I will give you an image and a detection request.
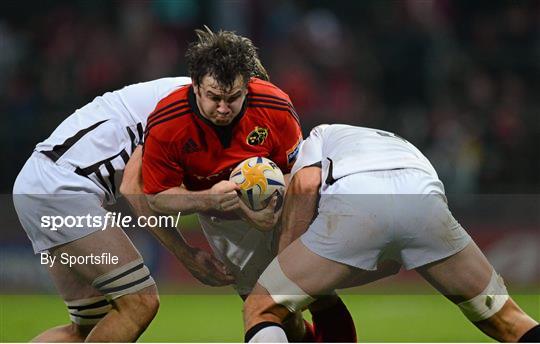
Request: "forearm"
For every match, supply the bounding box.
[120,146,196,259]
[147,223,196,262]
[278,193,318,252]
[278,167,321,253]
[122,187,195,260]
[146,186,212,215]
[123,147,234,286]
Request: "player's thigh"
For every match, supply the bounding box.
[48,260,102,302]
[415,241,493,303]
[277,239,384,296]
[48,224,142,296]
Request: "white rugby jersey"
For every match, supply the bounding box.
[291,124,438,186]
[35,77,191,203]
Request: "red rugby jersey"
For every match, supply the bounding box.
[142,78,302,194]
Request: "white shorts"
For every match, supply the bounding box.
[13,152,107,253]
[198,214,277,295]
[301,168,471,270]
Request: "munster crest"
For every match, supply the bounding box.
[246,126,269,145]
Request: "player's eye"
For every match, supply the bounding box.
[227,93,242,103]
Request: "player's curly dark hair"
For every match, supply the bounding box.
[185,26,269,89]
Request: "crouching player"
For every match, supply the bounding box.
[244,124,540,342]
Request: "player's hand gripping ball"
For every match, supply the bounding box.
[229,157,285,211]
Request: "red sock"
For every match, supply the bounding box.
[301,320,318,342]
[311,298,357,342]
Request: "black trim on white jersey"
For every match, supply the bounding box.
[136,123,143,142]
[74,149,128,176]
[127,127,137,152]
[94,170,113,196]
[325,158,337,185]
[104,162,116,197]
[126,122,145,152]
[40,120,109,162]
[74,149,129,198]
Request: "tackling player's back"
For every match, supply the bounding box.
[292,124,438,185]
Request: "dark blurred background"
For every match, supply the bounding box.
[1,0,539,193]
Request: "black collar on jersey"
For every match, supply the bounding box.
[188,85,247,148]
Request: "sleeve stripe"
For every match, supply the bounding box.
[144,109,192,138]
[249,92,293,107]
[247,97,291,108]
[147,103,190,128]
[248,100,300,122]
[148,99,188,121]
[247,103,300,125]
[247,94,300,123]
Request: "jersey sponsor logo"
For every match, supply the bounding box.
[182,138,202,154]
[286,137,301,166]
[246,126,269,146]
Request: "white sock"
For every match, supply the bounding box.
[248,325,288,343]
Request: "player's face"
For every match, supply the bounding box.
[194,75,248,126]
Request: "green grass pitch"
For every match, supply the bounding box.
[1,293,538,342]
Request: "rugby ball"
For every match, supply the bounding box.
[229,157,285,211]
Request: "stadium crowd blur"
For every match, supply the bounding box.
[2,0,539,194]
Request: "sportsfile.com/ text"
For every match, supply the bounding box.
[40,212,181,231]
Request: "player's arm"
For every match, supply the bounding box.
[121,146,234,286]
[278,165,321,253]
[145,181,240,215]
[142,131,240,215]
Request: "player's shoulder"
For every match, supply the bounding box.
[247,78,292,103]
[309,124,331,137]
[145,85,194,139]
[114,77,191,99]
[125,76,191,89]
[247,78,299,125]
[153,84,191,111]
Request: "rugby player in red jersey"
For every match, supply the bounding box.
[132,27,357,342]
